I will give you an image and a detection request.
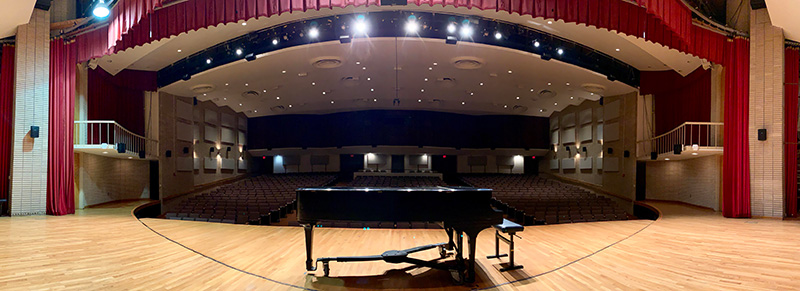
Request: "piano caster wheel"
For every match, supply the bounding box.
[439,245,448,259]
[322,262,330,277]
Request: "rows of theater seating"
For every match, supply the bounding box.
[347,176,447,187]
[165,173,336,224]
[461,174,630,225]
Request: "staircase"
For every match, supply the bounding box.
[73,120,158,159]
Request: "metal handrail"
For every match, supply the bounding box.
[636,122,724,157]
[74,120,158,158]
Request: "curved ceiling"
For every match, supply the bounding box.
[0,0,36,38]
[161,37,635,117]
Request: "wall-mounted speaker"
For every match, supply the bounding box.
[183,147,189,154]
[673,144,682,155]
[650,152,657,160]
[758,129,767,141]
[117,143,126,153]
[599,97,604,105]
[193,97,198,105]
[166,150,172,158]
[623,150,630,158]
[607,148,613,154]
[30,126,39,138]
[138,151,145,159]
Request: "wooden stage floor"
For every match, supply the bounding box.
[1,201,799,290]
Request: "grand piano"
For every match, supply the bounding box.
[296,187,503,283]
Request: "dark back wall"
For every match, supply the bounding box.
[248,110,550,150]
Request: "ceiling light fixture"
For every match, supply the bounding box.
[494,32,502,39]
[177,49,182,53]
[276,97,280,100]
[235,48,242,55]
[533,41,540,47]
[353,15,368,35]
[373,98,377,102]
[447,23,457,33]
[405,17,419,34]
[92,0,110,18]
[547,20,553,24]
[460,25,473,38]
[272,39,279,45]
[309,27,319,38]
[367,77,371,81]
[461,101,465,105]
[557,48,564,55]
[206,58,212,64]
[282,70,286,74]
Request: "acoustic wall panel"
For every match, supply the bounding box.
[221,113,235,128]
[176,122,193,142]
[310,155,330,165]
[562,112,576,128]
[604,157,620,172]
[204,158,217,170]
[204,125,218,143]
[238,131,246,145]
[496,156,514,166]
[604,122,620,142]
[221,127,235,144]
[204,109,218,124]
[283,155,301,166]
[176,157,193,172]
[550,159,559,170]
[550,116,559,130]
[561,158,576,169]
[192,124,200,141]
[551,130,559,144]
[176,100,193,121]
[596,107,604,122]
[597,157,603,170]
[562,127,576,144]
[408,155,426,166]
[605,100,621,121]
[468,156,487,166]
[221,158,236,170]
[578,125,592,142]
[579,108,593,125]
[194,158,201,170]
[597,124,604,141]
[238,117,247,130]
[579,157,593,169]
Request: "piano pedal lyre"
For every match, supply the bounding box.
[322,261,330,277]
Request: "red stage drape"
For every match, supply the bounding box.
[47,39,77,216]
[722,37,750,218]
[87,67,155,136]
[74,0,725,65]
[0,45,14,204]
[784,46,799,218]
[640,68,711,136]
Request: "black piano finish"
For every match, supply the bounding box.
[297,187,503,283]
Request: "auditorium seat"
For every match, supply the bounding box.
[461,174,632,225]
[347,176,446,187]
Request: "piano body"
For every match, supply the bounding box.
[296,187,502,283]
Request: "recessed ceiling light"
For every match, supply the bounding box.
[128,157,132,159]
[254,110,258,113]
[272,39,278,45]
[206,59,212,64]
[539,109,544,112]
[557,48,564,55]
[447,24,457,33]
[282,70,286,74]
[203,93,207,96]
[373,98,377,102]
[665,158,670,161]
[590,93,594,95]
[547,82,551,86]
[239,103,243,106]
[516,96,520,100]
[424,78,428,82]
[420,89,425,92]
[102,151,108,154]
[356,61,361,65]
[288,104,292,107]
[177,49,182,53]
[371,88,374,92]
[494,32,502,39]
[615,48,620,52]
[554,102,558,106]
[418,99,422,102]
[479,82,484,86]
[223,97,227,100]
[504,105,508,108]
[692,153,698,155]
[570,96,574,99]
[276,96,280,100]
[362,67,366,70]
[508,70,512,74]
[470,92,474,96]
[242,22,247,26]
[547,20,553,24]
[566,82,570,86]
[309,27,319,38]
[367,77,371,81]
[530,88,534,92]
[433,62,438,66]
[461,101,465,105]
[263,89,267,93]
[428,67,433,71]
[533,41,540,47]
[245,83,248,86]
[330,100,334,104]
[235,48,242,55]
[225,83,229,86]
[322,91,326,95]
[312,82,316,86]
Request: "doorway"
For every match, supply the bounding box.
[636,161,646,201]
[149,161,159,200]
[431,155,458,183]
[340,154,365,181]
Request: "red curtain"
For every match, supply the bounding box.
[47,39,77,216]
[87,67,154,136]
[75,0,722,65]
[722,37,750,218]
[640,68,711,136]
[784,46,799,218]
[0,45,14,204]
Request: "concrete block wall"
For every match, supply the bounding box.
[645,156,722,210]
[9,9,49,215]
[748,8,785,217]
[75,153,150,208]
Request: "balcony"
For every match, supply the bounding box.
[74,121,158,159]
[636,122,723,161]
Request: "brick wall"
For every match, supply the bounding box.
[75,153,150,208]
[645,155,722,210]
[749,9,785,217]
[10,9,49,215]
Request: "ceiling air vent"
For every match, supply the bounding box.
[241,91,260,98]
[436,77,457,88]
[581,83,606,95]
[191,84,215,94]
[538,89,557,99]
[270,105,286,112]
[512,105,528,113]
[340,76,361,87]
[451,57,484,69]
[311,57,344,69]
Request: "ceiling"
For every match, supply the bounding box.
[0,0,36,39]
[766,0,800,42]
[160,37,635,118]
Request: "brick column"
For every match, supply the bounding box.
[748,8,785,217]
[9,9,50,215]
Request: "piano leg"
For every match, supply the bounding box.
[456,230,464,263]
[464,229,481,283]
[302,224,316,271]
[446,227,455,251]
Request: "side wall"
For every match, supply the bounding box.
[645,156,722,210]
[74,153,150,208]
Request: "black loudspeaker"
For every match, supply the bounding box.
[624,150,630,158]
[758,129,767,141]
[673,144,682,155]
[380,0,407,5]
[165,150,172,157]
[181,74,191,81]
[582,147,587,152]
[650,152,657,160]
[750,0,766,9]
[244,53,257,62]
[242,145,247,151]
[193,97,198,105]
[117,143,126,153]
[139,151,146,159]
[226,146,231,152]
[599,97,604,105]
[183,147,189,154]
[30,126,39,138]
[607,148,613,154]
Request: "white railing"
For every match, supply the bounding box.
[74,120,158,158]
[637,122,724,157]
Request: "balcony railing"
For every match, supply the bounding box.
[637,122,723,158]
[74,120,158,158]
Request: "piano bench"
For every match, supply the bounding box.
[487,218,524,272]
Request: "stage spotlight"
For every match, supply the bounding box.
[235,48,243,56]
[494,32,502,39]
[309,27,319,38]
[460,25,473,38]
[447,23,457,33]
[93,0,110,18]
[557,48,564,55]
[206,58,212,64]
[405,17,419,34]
[533,40,540,47]
[272,39,279,45]
[353,15,368,35]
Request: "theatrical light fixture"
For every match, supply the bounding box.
[460,25,473,38]
[235,49,243,55]
[557,48,564,55]
[447,23,457,33]
[353,15,368,35]
[272,39,279,45]
[533,40,540,47]
[206,58,212,64]
[309,27,319,38]
[92,0,110,18]
[242,22,247,26]
[494,32,502,39]
[405,15,419,34]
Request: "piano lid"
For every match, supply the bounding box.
[297,186,492,192]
